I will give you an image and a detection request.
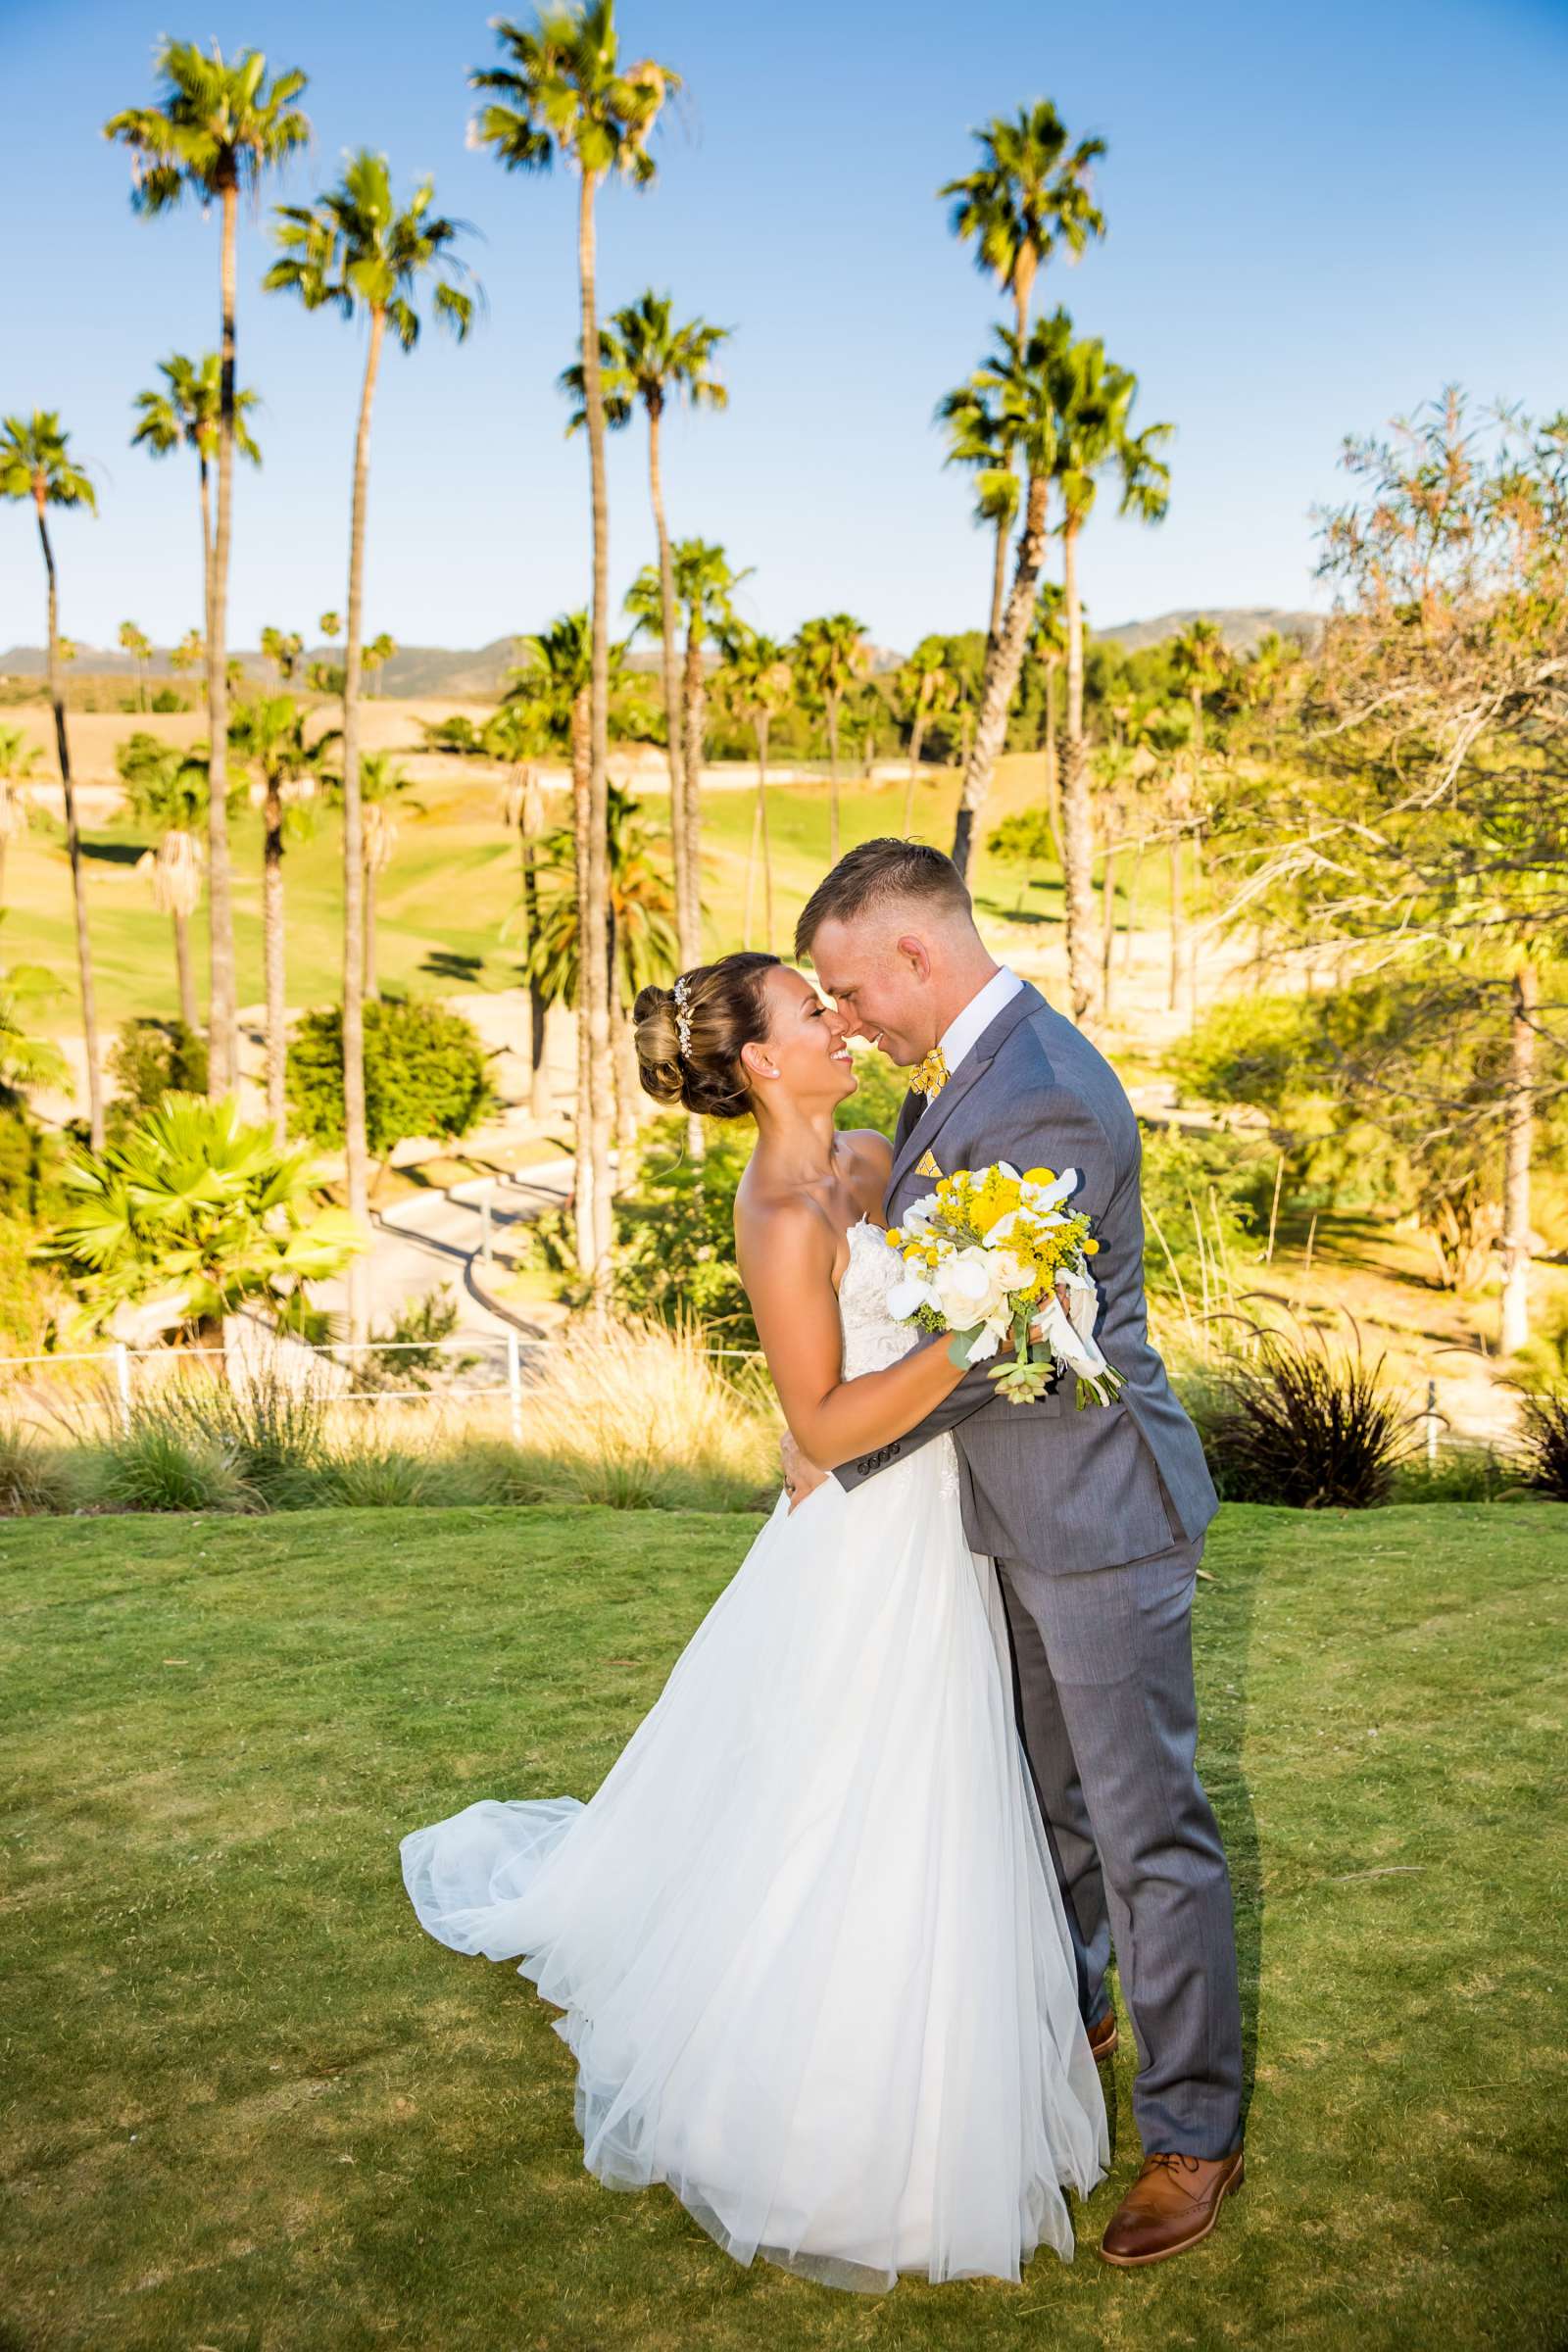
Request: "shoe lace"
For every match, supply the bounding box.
[1143,2151,1205,2184]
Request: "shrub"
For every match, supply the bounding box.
[287,997,495,1170]
[83,1415,260,1514]
[1515,1388,1568,1501]
[1200,1320,1415,1509]
[352,1286,476,1396]
[1139,1124,1269,1312]
[141,1364,332,1507]
[0,1422,73,1515]
[314,1436,442,1508]
[0,1106,67,1224]
[1389,1447,1521,1504]
[107,1018,209,1124]
[149,687,188,713]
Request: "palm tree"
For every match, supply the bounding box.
[894,637,957,837]
[1047,326,1172,1021]
[118,621,154,711]
[625,536,746,937]
[560,291,729,969]
[260,623,305,687]
[363,629,398,696]
[117,731,211,1035]
[0,724,41,907]
[265,148,474,1335]
[942,102,1107,340]
[359,752,418,997]
[228,695,335,1145]
[719,628,794,952]
[937,375,1021,651]
[107,44,310,1099]
[471,2,680,1284]
[490,703,555,1120]
[0,961,69,1105]
[0,412,105,1149]
[526,784,678,1151]
[943,321,1066,886]
[792,612,870,865]
[170,627,205,678]
[504,612,640,1248]
[130,354,262,667]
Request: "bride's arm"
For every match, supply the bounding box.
[738,1200,969,1471]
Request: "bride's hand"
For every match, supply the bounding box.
[781,1429,827,1511]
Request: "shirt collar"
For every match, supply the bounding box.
[937,964,1023,1078]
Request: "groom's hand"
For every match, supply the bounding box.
[1028,1277,1075,1344]
[781,1429,827,1511]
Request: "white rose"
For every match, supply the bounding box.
[933,1246,1006,1331]
[987,1247,1032,1297]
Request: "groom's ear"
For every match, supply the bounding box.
[895,933,933,982]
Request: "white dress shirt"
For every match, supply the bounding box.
[936,964,1023,1082]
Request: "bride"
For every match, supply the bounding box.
[400,950,1108,2292]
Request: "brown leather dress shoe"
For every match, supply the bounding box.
[1086,2010,1118,2063]
[1099,2147,1245,2267]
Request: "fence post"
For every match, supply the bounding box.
[114,1343,132,1435]
[1425,1378,1439,1466]
[507,1329,523,1446]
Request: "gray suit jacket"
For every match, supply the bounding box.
[833,980,1218,1575]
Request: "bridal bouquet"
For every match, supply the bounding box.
[885,1162,1124,1407]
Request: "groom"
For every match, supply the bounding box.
[789,838,1245,2269]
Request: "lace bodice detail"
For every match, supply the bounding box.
[837,1218,921,1380]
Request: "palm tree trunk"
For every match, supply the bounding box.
[36,500,103,1151]
[988,507,1009,650]
[340,301,388,1344]
[263,789,286,1147]
[647,400,693,967]
[1101,844,1118,1016]
[205,174,240,1099]
[1168,832,1185,1013]
[680,620,704,935]
[758,715,773,954]
[903,704,929,839]
[1499,957,1537,1354]
[172,907,199,1037]
[521,831,550,1120]
[952,473,1050,884]
[1060,514,1098,1026]
[569,690,595,1278]
[364,862,377,1000]
[826,697,841,866]
[578,169,615,1279]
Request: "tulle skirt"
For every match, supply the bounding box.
[400,1441,1107,2290]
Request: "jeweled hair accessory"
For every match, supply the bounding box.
[673,973,694,1060]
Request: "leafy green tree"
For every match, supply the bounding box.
[792,612,870,864]
[107,43,310,1098]
[0,723,41,906]
[0,960,69,1105]
[286,998,495,1188]
[471,1,680,1287]
[228,695,337,1142]
[106,1018,210,1134]
[265,148,474,1339]
[260,623,304,686]
[561,291,729,966]
[42,1092,360,1347]
[363,629,398,696]
[116,730,211,1035]
[0,411,104,1148]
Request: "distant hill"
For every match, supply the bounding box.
[1094,606,1326,656]
[0,607,1326,695]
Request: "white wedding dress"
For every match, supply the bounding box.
[400,1216,1107,2291]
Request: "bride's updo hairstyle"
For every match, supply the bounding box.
[634,952,782,1121]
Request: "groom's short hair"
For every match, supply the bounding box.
[795,838,973,962]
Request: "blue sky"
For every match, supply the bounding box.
[5,0,1568,657]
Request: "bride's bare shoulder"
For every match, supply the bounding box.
[837,1126,894,1209]
[733,1173,837,1271]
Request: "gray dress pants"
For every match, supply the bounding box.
[993,1532,1244,2160]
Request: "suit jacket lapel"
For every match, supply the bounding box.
[886,982,1045,1200]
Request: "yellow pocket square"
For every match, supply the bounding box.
[913,1149,943,1180]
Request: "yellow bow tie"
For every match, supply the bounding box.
[910,1047,949,1102]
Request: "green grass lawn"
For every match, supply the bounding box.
[5,1501,1564,2350]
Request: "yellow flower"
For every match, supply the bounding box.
[886,1228,903,1247]
[1024,1166,1056,1187]
[1083,1238,1100,1256]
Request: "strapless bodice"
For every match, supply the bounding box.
[837,1218,921,1380]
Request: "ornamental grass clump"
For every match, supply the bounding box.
[1204,1316,1414,1510]
[1514,1385,1568,1502]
